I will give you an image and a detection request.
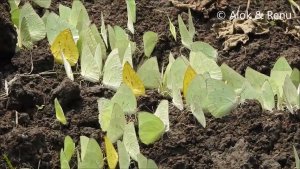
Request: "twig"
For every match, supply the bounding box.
[5,80,8,96]
[170,0,196,10]
[38,71,57,75]
[0,93,7,100]
[29,50,34,74]
[289,0,300,12]
[288,0,300,23]
[246,0,251,14]
[2,154,14,169]
[37,159,41,169]
[15,111,18,127]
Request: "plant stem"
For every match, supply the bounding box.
[2,154,14,169]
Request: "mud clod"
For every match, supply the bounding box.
[7,76,45,112]
[51,78,81,108]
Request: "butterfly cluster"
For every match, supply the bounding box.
[10,0,300,168]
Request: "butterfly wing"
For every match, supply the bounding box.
[123,62,145,96]
[103,49,122,89]
[50,29,79,66]
[206,78,238,118]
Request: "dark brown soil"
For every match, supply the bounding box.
[1,0,300,169]
[0,1,17,59]
[142,101,300,169]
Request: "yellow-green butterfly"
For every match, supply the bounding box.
[138,112,165,145]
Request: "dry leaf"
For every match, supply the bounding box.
[213,19,270,50]
[285,26,300,40]
[223,34,249,51]
[170,0,227,17]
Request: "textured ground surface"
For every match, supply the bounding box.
[0,0,300,168]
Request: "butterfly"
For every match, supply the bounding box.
[123,62,145,96]
[50,29,79,66]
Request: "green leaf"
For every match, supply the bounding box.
[168,16,176,41]
[138,112,165,145]
[54,98,67,125]
[32,0,51,8]
[190,41,218,60]
[123,122,140,161]
[178,14,193,49]
[107,103,126,143]
[63,136,75,162]
[143,31,158,57]
[117,141,131,169]
[137,57,161,89]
